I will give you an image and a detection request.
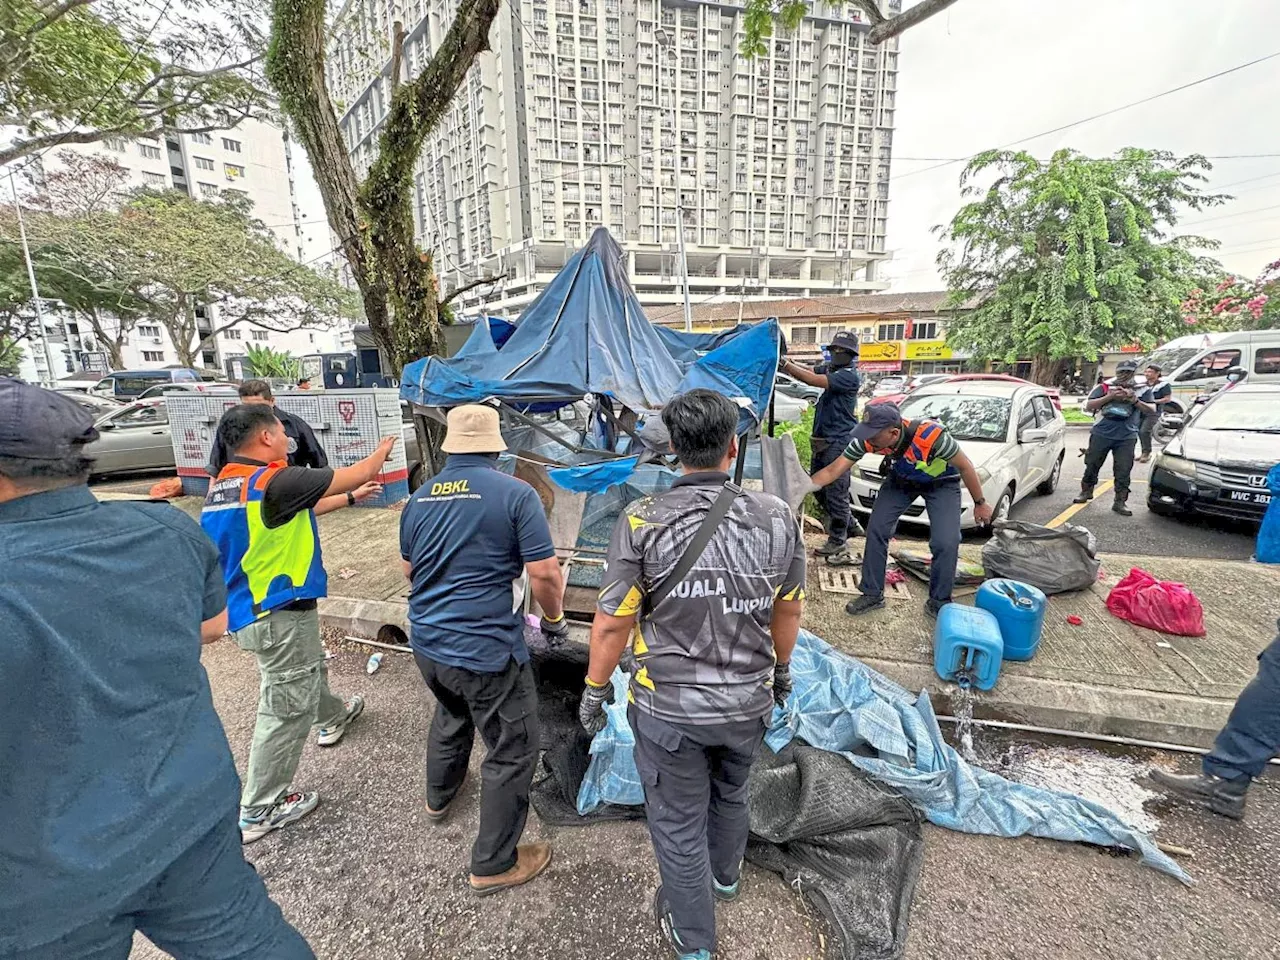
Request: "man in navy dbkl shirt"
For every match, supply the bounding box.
[400,404,568,896]
[0,377,311,959]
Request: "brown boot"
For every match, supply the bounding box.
[468,842,553,896]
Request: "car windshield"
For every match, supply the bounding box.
[1140,346,1203,376]
[1194,395,1280,433]
[898,393,1012,441]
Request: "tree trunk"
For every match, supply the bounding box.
[267,0,501,376]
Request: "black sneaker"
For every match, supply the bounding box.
[845,594,885,616]
[815,538,847,557]
[1149,769,1248,820]
[924,598,950,621]
[653,886,710,959]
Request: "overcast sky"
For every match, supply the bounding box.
[884,0,1280,291]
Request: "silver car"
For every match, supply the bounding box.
[86,398,175,477]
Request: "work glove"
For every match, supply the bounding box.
[540,613,570,648]
[772,661,793,709]
[579,678,616,735]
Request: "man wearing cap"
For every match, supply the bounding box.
[779,330,865,561]
[399,404,568,896]
[811,401,992,619]
[207,378,328,475]
[201,404,398,843]
[1136,363,1172,463]
[1075,359,1156,515]
[297,376,313,390]
[0,379,313,958]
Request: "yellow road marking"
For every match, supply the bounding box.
[1047,479,1114,528]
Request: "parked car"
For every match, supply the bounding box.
[1139,329,1280,415]
[89,367,221,400]
[870,373,1063,411]
[846,381,1067,529]
[85,398,175,477]
[870,375,907,398]
[775,372,822,405]
[1147,382,1280,524]
[136,381,237,400]
[62,391,123,418]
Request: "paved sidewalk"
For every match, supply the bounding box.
[98,492,1279,746]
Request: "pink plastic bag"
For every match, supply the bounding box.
[1104,567,1206,637]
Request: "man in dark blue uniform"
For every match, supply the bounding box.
[780,330,864,561]
[1075,359,1156,516]
[400,404,569,897]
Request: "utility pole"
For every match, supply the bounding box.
[9,169,58,385]
[676,203,692,333]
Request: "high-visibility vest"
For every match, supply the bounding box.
[200,461,328,632]
[857,419,959,487]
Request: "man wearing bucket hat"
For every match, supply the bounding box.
[780,330,865,562]
[1076,359,1156,515]
[0,378,313,958]
[811,401,992,620]
[400,404,568,896]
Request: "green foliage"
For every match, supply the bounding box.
[0,0,268,165]
[0,335,21,375]
[937,148,1227,379]
[740,1,810,57]
[0,160,358,368]
[244,343,300,379]
[1181,259,1279,331]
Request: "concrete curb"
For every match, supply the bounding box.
[321,593,1235,749]
[857,657,1234,750]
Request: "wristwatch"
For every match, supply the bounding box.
[974,497,986,507]
[346,491,356,506]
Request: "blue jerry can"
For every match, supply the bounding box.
[933,604,1004,691]
[976,579,1048,662]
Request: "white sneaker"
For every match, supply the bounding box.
[240,791,320,844]
[317,695,365,746]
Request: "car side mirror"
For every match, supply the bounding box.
[1019,427,1049,443]
[98,421,116,430]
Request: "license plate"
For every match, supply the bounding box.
[1222,489,1271,505]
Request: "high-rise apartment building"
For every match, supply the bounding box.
[327,0,901,315]
[20,119,350,382]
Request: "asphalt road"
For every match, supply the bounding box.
[128,639,1279,960]
[994,425,1261,562]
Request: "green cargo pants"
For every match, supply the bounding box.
[233,606,347,814]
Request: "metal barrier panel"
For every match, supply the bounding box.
[166,389,409,506]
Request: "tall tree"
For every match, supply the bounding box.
[0,0,268,167]
[0,335,21,375]
[936,148,1227,383]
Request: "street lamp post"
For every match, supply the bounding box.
[9,169,58,385]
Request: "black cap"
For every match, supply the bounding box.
[849,401,902,445]
[297,376,311,385]
[0,377,99,461]
[1116,359,1138,373]
[823,331,859,355]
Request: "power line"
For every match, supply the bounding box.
[888,51,1280,184]
[1180,202,1280,228]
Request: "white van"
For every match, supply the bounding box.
[1140,330,1280,413]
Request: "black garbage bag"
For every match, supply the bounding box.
[746,744,924,960]
[980,518,1100,594]
[528,636,924,959]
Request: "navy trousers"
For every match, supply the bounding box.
[861,479,962,603]
[630,706,767,955]
[811,437,853,541]
[1203,628,1280,783]
[9,812,312,959]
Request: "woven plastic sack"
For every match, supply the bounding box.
[980,519,1100,594]
[1257,464,1280,564]
[1105,567,1206,637]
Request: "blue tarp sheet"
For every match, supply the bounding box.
[402,229,686,411]
[400,227,780,421]
[546,457,640,494]
[452,316,516,360]
[578,630,1189,883]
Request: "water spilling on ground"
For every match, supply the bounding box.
[952,686,977,764]
[977,739,1164,834]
